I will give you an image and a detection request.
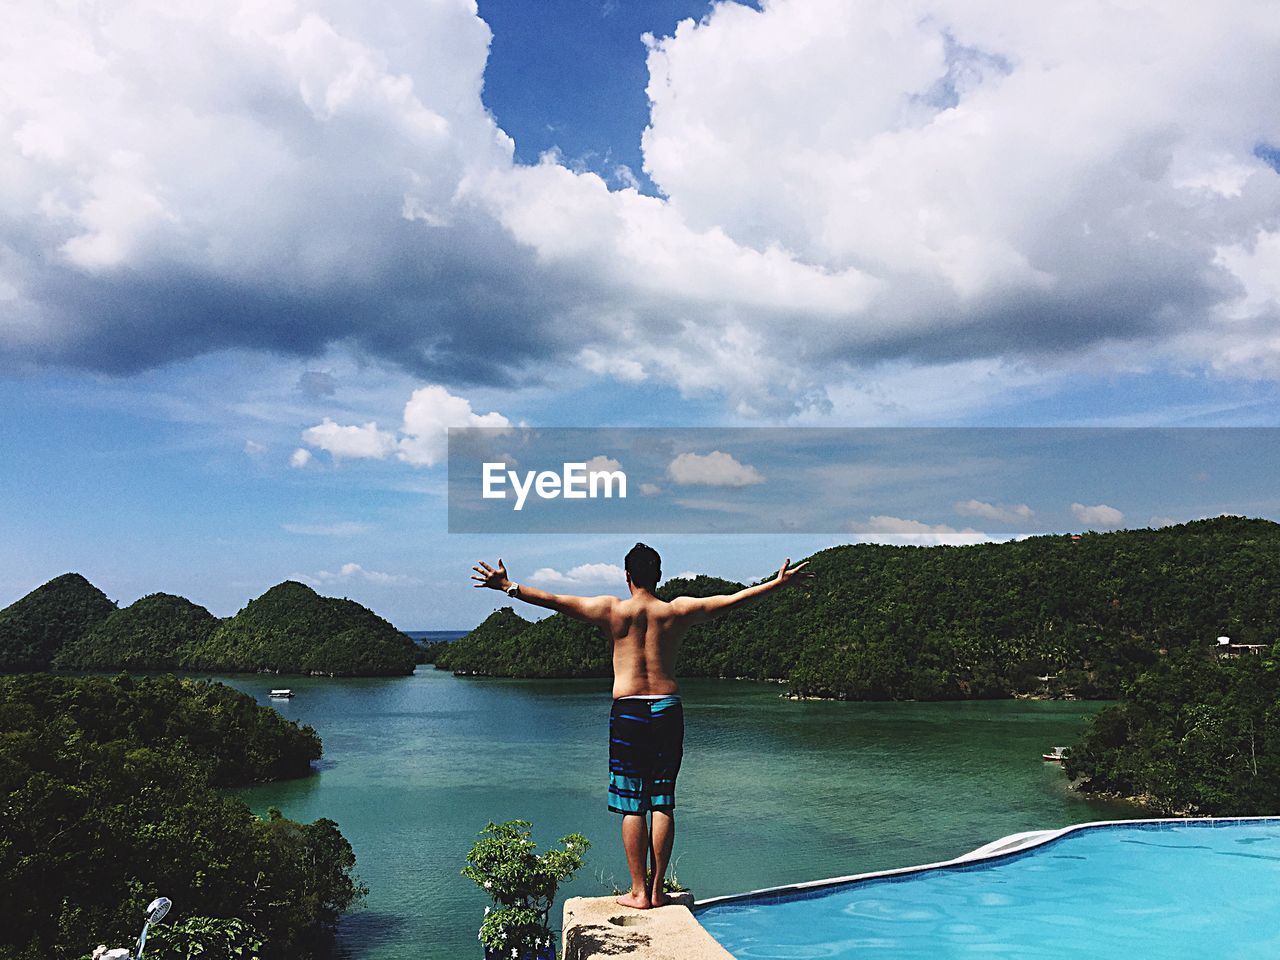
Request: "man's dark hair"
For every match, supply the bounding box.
[625,542,661,591]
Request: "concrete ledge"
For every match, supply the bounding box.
[562,893,734,960]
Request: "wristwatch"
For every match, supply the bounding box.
[505,582,520,598]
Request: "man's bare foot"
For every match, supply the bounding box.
[616,891,651,909]
[650,889,671,908]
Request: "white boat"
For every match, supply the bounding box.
[269,689,294,699]
[1042,746,1067,762]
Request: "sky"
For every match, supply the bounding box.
[2,0,1280,628]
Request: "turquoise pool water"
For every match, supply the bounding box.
[697,820,1280,959]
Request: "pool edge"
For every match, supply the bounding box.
[692,815,1280,910]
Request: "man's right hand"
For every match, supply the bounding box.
[471,559,512,592]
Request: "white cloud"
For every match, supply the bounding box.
[667,450,765,487]
[849,515,989,546]
[301,418,397,460]
[397,384,510,467]
[1071,502,1125,527]
[583,455,623,474]
[664,570,701,582]
[577,348,646,383]
[1149,515,1178,528]
[282,521,372,536]
[305,562,421,586]
[243,439,266,456]
[302,383,508,467]
[954,499,1035,524]
[289,447,313,468]
[4,0,1280,412]
[528,563,626,586]
[639,482,662,495]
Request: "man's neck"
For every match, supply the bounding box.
[627,585,657,599]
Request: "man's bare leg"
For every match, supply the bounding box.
[617,814,652,909]
[648,810,675,907]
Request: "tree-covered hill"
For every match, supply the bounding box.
[1066,648,1280,815]
[436,517,1280,700]
[52,592,219,671]
[0,674,361,960]
[0,573,116,671]
[183,580,418,676]
[435,575,747,678]
[0,576,419,677]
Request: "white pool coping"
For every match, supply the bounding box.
[693,815,1280,910]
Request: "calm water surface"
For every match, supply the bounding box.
[698,821,1280,959]
[214,669,1138,960]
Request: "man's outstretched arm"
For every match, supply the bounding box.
[470,558,615,627]
[670,557,811,624]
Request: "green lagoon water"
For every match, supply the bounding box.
[214,669,1138,960]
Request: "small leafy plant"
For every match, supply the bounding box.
[463,820,590,959]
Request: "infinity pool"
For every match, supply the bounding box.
[697,819,1280,959]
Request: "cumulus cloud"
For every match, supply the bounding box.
[397,384,509,467]
[289,447,313,468]
[1071,502,1125,527]
[302,383,507,466]
[302,418,398,460]
[667,450,764,486]
[954,499,1035,524]
[4,0,1280,411]
[305,562,421,586]
[639,482,662,495]
[528,563,626,586]
[849,515,988,545]
[581,455,625,480]
[577,348,646,383]
[243,439,266,456]
[664,570,701,582]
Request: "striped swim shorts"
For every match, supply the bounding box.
[608,694,684,814]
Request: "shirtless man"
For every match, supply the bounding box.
[471,543,811,909]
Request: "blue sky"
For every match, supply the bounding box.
[2,0,1279,628]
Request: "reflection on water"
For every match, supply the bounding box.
[214,670,1136,960]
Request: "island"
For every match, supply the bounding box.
[0,578,418,677]
[435,517,1279,701]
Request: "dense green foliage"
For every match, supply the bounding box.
[183,581,417,677]
[437,518,1279,700]
[0,576,417,677]
[0,573,116,671]
[463,820,589,956]
[415,638,452,664]
[0,674,363,960]
[1066,648,1280,814]
[53,593,218,671]
[435,577,747,678]
[144,916,264,960]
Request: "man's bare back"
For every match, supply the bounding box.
[470,543,810,909]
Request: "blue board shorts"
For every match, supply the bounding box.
[608,694,684,814]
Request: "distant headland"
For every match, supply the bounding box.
[0,576,418,677]
[431,516,1280,701]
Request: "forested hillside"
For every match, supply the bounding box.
[0,577,418,677]
[1067,648,1280,814]
[436,517,1278,700]
[0,674,362,960]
